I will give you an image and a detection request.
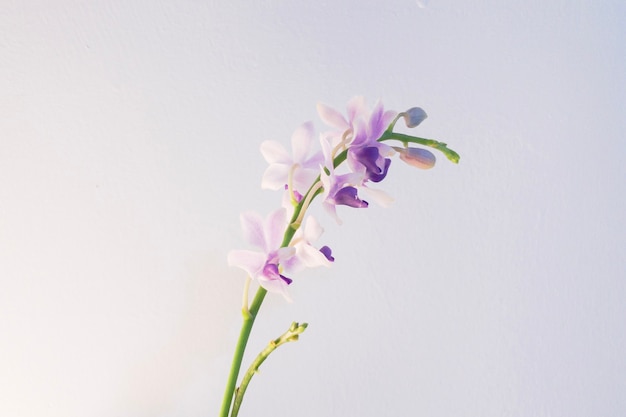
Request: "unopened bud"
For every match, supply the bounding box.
[396,147,436,169]
[401,107,427,128]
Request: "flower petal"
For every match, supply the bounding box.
[317,102,349,130]
[227,249,266,276]
[298,244,332,268]
[261,164,290,190]
[257,273,293,302]
[362,186,394,207]
[240,211,267,251]
[302,215,324,242]
[291,122,314,163]
[260,140,290,164]
[346,96,367,122]
[265,208,287,250]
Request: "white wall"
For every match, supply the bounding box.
[2,1,625,416]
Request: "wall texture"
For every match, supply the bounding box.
[2,1,625,416]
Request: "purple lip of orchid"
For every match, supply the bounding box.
[368,158,391,183]
[319,246,334,262]
[334,186,369,208]
[263,262,293,285]
[284,184,303,202]
[352,146,391,183]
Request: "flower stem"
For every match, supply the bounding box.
[219,286,267,417]
[378,131,460,163]
[230,322,308,417]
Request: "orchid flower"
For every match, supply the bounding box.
[316,96,367,146]
[227,209,295,301]
[282,215,334,274]
[346,101,397,182]
[260,122,323,200]
[318,135,369,224]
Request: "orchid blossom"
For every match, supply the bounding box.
[220,97,460,417]
[260,122,323,202]
[227,209,295,301]
[282,215,334,273]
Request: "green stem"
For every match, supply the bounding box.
[378,131,460,163]
[219,287,267,417]
[230,322,308,417]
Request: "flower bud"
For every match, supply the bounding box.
[397,147,436,169]
[401,107,427,128]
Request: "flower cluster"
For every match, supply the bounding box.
[228,97,458,301]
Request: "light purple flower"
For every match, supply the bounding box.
[316,96,367,145]
[227,209,295,300]
[260,122,323,195]
[282,215,334,273]
[319,135,369,224]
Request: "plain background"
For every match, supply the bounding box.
[2,1,625,416]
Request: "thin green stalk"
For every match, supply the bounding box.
[219,287,267,417]
[230,322,308,417]
[378,131,460,163]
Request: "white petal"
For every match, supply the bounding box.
[227,249,265,276]
[261,164,289,190]
[302,215,324,242]
[317,102,349,130]
[363,187,395,208]
[260,140,290,164]
[322,201,343,225]
[292,168,320,194]
[265,208,287,250]
[346,96,367,122]
[277,246,296,262]
[240,211,267,251]
[291,122,314,163]
[298,244,331,268]
[303,150,324,169]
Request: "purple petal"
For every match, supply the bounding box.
[368,101,386,139]
[354,147,382,175]
[262,263,293,285]
[334,186,368,208]
[368,158,391,183]
[320,246,335,262]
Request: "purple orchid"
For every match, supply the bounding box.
[318,135,369,224]
[227,209,296,300]
[346,101,397,183]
